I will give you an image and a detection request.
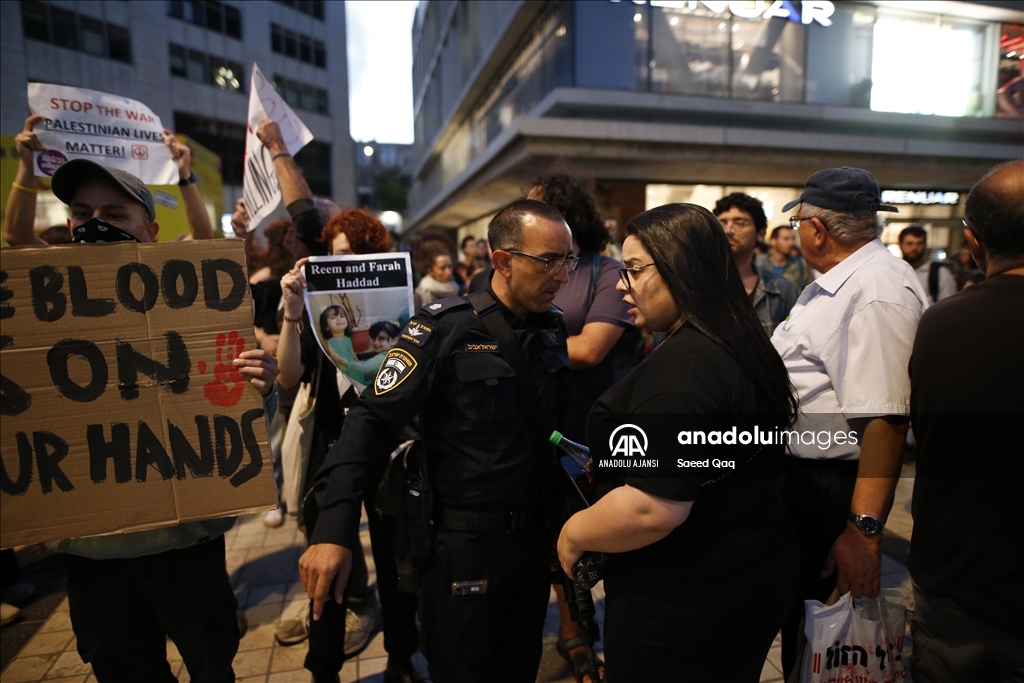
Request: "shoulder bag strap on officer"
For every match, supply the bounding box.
[467,289,552,531]
[466,289,547,442]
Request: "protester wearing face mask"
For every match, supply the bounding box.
[3,115,212,246]
[2,134,280,683]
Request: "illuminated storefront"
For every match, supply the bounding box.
[406,1,1022,240]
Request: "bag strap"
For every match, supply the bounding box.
[585,251,601,312]
[928,261,940,302]
[310,345,324,400]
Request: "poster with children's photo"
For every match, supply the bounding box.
[302,254,414,390]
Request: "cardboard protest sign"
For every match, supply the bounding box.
[27,83,178,185]
[244,64,314,232]
[302,254,414,391]
[0,241,275,549]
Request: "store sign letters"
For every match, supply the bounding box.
[881,190,960,206]
[627,1,836,27]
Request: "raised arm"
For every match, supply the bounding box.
[256,118,312,206]
[276,260,309,389]
[164,130,214,241]
[3,115,47,246]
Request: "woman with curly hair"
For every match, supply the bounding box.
[276,209,423,683]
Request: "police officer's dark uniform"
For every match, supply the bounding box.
[308,279,570,683]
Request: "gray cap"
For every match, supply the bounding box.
[782,167,898,214]
[51,159,156,221]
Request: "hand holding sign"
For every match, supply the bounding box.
[15,115,45,167]
[243,63,313,232]
[163,129,192,181]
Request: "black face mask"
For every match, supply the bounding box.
[71,217,140,244]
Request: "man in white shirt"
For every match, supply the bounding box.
[771,167,926,678]
[898,225,957,305]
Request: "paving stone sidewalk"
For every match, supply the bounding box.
[1,466,917,683]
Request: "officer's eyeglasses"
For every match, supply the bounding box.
[618,263,656,289]
[506,250,580,274]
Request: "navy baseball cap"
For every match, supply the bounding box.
[783,167,898,214]
[51,159,156,221]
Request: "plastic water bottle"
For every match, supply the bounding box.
[549,430,592,477]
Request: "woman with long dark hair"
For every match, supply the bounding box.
[556,204,799,682]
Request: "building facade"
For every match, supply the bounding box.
[1,0,356,215]
[407,0,1023,252]
[355,140,416,212]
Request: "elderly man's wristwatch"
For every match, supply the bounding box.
[848,513,884,536]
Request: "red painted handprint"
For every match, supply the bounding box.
[198,331,246,407]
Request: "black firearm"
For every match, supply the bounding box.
[551,431,607,682]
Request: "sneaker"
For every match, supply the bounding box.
[263,508,285,528]
[343,603,382,657]
[0,602,20,628]
[1,582,35,605]
[275,603,310,645]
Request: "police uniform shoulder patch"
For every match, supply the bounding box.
[419,296,469,317]
[400,320,434,347]
[374,348,418,396]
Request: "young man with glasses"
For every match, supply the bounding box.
[299,199,575,683]
[714,193,798,337]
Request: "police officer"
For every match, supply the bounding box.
[299,199,576,683]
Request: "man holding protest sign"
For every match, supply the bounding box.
[3,113,213,246]
[2,129,278,681]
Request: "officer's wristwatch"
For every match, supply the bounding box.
[848,513,884,536]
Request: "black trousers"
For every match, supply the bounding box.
[603,534,799,683]
[420,522,551,683]
[304,483,420,676]
[0,548,22,592]
[365,494,420,659]
[778,456,859,679]
[63,536,238,683]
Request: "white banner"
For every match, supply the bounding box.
[243,64,314,232]
[27,83,178,184]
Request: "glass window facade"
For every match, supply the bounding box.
[622,1,1010,117]
[169,43,245,93]
[21,1,132,63]
[167,0,242,39]
[273,75,329,115]
[469,2,573,156]
[272,24,326,69]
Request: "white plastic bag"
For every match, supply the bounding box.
[800,588,910,683]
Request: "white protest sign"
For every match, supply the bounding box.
[27,83,178,184]
[243,64,314,232]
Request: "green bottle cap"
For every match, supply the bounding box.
[549,430,563,445]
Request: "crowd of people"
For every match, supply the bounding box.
[1,109,1021,683]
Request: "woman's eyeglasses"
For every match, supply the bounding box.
[618,263,656,289]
